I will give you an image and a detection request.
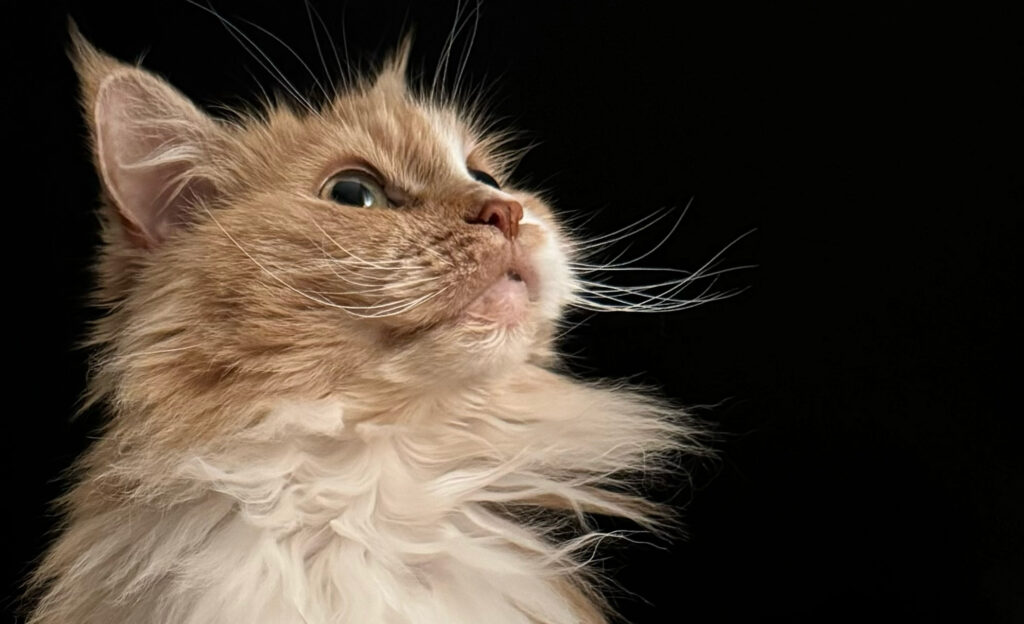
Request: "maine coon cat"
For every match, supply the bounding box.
[27,25,708,624]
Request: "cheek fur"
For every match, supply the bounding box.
[520,207,577,323]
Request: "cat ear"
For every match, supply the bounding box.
[69,25,223,248]
[372,35,413,93]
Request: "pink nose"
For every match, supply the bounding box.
[470,199,524,239]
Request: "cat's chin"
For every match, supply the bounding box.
[454,243,542,329]
[462,272,531,327]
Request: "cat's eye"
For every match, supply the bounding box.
[469,169,501,190]
[321,171,389,208]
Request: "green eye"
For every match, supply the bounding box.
[322,171,389,208]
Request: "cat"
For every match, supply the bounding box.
[26,23,707,624]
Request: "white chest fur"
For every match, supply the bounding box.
[147,400,585,624]
[32,373,688,624]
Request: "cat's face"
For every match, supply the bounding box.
[189,77,574,386]
[76,35,575,409]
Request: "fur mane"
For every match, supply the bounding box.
[31,365,699,623]
[26,22,706,624]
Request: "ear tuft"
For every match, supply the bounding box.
[68,20,129,121]
[70,23,222,248]
[373,33,414,93]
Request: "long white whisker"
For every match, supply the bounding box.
[308,219,407,271]
[452,0,482,102]
[575,199,692,271]
[317,263,396,287]
[203,207,349,311]
[434,0,474,99]
[206,209,450,319]
[567,207,670,245]
[570,223,755,314]
[187,1,321,117]
[571,288,739,313]
[577,265,752,296]
[345,286,452,319]
[571,265,695,275]
[239,17,332,102]
[314,274,443,297]
[304,0,333,88]
[566,208,675,259]
[667,228,756,288]
[553,311,599,343]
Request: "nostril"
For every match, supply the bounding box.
[470,199,523,240]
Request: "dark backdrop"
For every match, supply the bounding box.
[5,2,1021,622]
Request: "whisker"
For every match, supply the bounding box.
[567,207,670,245]
[314,274,443,298]
[205,210,449,320]
[571,265,695,275]
[304,237,412,289]
[124,345,202,357]
[304,0,334,89]
[578,262,752,289]
[571,289,740,314]
[574,199,692,271]
[552,311,599,343]
[307,1,348,89]
[338,4,351,86]
[565,208,675,260]
[202,206,348,311]
[344,286,452,319]
[434,0,475,99]
[187,1,321,117]
[238,16,332,103]
[452,0,482,102]
[568,222,755,314]
[308,218,408,271]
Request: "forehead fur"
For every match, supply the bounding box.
[254,88,470,194]
[71,25,508,205]
[202,88,479,201]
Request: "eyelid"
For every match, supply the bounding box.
[383,184,410,207]
[315,154,383,188]
[318,166,381,195]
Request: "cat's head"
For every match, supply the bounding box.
[72,31,576,419]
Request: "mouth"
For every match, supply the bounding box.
[459,257,537,327]
[462,273,529,326]
[506,253,540,300]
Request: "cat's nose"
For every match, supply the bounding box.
[470,199,524,240]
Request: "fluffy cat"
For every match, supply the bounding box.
[27,26,705,624]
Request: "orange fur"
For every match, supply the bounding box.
[26,27,702,624]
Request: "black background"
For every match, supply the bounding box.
[5,2,1021,622]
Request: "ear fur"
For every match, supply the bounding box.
[372,33,414,94]
[69,22,223,248]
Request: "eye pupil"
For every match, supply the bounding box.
[469,169,500,189]
[330,180,372,207]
